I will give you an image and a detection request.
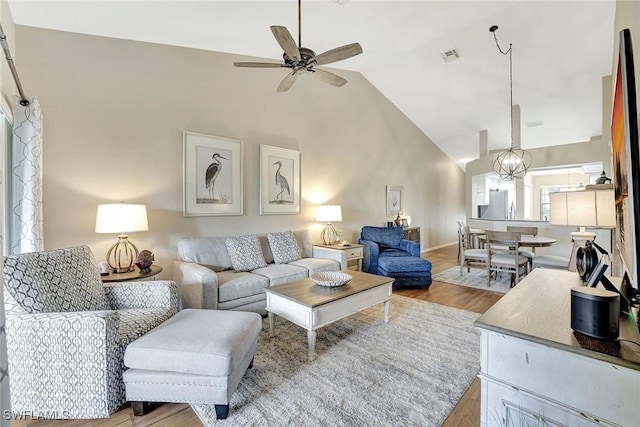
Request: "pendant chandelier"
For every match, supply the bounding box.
[490,25,532,180]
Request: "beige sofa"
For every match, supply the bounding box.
[173,230,342,315]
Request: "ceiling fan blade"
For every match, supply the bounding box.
[311,69,347,87]
[311,43,363,66]
[234,62,285,68]
[270,26,300,62]
[277,72,298,92]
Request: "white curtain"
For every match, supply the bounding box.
[8,96,43,254]
[2,98,43,422]
[1,293,8,425]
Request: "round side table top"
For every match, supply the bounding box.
[101,265,163,283]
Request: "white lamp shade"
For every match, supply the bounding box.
[95,203,149,234]
[316,205,342,222]
[595,189,615,227]
[549,190,614,227]
[549,192,568,225]
[567,191,597,227]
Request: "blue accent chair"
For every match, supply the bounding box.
[358,226,432,288]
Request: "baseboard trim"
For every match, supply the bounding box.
[421,242,457,253]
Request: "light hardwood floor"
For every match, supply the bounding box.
[12,244,502,427]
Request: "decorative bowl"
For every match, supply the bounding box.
[310,271,352,287]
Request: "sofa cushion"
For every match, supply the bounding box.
[292,230,314,258]
[217,271,269,303]
[268,231,302,264]
[250,264,308,286]
[3,245,109,313]
[225,235,267,272]
[289,258,340,275]
[124,309,262,377]
[177,237,232,272]
[257,234,275,265]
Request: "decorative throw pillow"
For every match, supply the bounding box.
[268,231,302,264]
[225,235,268,272]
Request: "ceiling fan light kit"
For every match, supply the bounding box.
[489,25,532,180]
[233,0,362,92]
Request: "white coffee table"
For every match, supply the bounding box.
[265,270,394,361]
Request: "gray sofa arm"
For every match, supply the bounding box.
[173,260,219,310]
[5,310,120,418]
[104,280,178,312]
[312,247,347,269]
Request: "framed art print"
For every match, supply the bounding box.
[259,144,301,215]
[386,185,403,217]
[183,131,243,216]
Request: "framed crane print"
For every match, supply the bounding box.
[183,131,243,216]
[259,144,301,215]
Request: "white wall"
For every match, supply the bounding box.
[14,26,465,279]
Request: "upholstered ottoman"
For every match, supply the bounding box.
[123,309,262,419]
[378,256,432,288]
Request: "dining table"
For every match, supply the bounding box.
[476,234,557,248]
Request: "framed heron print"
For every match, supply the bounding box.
[259,144,301,215]
[183,131,243,216]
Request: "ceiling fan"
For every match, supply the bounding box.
[233,0,363,92]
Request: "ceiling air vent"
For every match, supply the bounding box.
[440,48,461,63]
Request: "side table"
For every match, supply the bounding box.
[403,227,420,243]
[101,265,163,283]
[313,244,364,271]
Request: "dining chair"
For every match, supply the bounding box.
[485,230,529,287]
[459,226,488,275]
[506,225,538,267]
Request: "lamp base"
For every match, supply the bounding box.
[569,231,597,273]
[106,234,139,273]
[320,223,338,245]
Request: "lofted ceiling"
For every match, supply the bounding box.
[7,0,616,170]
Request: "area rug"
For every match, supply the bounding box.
[432,266,512,294]
[191,295,480,426]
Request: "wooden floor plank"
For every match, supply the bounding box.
[12,243,498,427]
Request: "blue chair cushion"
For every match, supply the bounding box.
[380,248,411,257]
[361,226,404,249]
[378,256,432,287]
[378,256,432,275]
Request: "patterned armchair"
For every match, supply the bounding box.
[2,245,178,419]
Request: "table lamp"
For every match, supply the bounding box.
[316,205,342,245]
[95,203,148,273]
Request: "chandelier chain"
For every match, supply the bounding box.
[490,25,531,180]
[492,31,513,149]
